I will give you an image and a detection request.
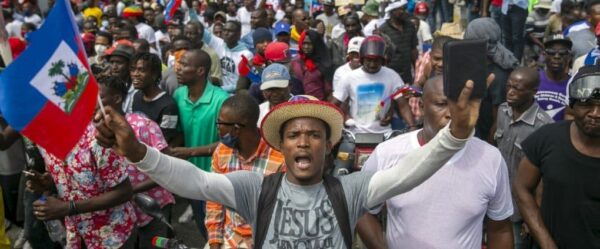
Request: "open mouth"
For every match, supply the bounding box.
[294,155,312,170]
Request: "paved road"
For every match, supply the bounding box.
[5,195,206,249]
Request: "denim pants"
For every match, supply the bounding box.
[427,0,453,30]
[501,5,527,61]
[190,199,208,239]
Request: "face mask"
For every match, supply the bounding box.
[95,44,107,56]
[101,20,109,28]
[220,133,239,149]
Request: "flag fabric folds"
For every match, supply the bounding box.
[0,0,99,160]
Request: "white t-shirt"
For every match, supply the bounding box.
[333,66,404,134]
[331,23,345,40]
[136,22,156,44]
[332,62,354,92]
[258,101,270,126]
[203,31,253,93]
[362,130,513,249]
[24,14,42,27]
[237,7,252,37]
[417,20,433,54]
[6,20,22,37]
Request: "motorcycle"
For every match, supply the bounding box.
[134,194,194,249]
[331,85,422,177]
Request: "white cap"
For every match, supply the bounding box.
[347,36,365,54]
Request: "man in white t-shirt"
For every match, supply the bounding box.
[357,75,514,249]
[203,20,254,93]
[257,63,292,125]
[332,36,364,92]
[332,36,409,134]
[237,0,256,37]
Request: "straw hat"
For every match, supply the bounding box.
[260,95,344,150]
[434,22,464,39]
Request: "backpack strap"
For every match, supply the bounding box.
[253,172,285,249]
[323,175,353,249]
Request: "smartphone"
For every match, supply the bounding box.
[442,39,488,101]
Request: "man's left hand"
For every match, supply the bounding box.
[32,196,69,220]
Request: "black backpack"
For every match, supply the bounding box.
[253,172,353,249]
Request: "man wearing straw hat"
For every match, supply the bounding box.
[94,74,492,248]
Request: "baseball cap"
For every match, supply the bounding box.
[261,63,290,90]
[322,0,335,6]
[105,44,135,61]
[543,34,572,49]
[274,21,291,36]
[347,36,365,54]
[568,65,600,102]
[253,27,273,45]
[265,42,290,62]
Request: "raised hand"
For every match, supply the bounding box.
[94,107,147,162]
[448,74,495,139]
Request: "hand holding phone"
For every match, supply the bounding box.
[443,39,488,101]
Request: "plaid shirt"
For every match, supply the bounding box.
[206,139,286,248]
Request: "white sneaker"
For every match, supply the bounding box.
[178,205,193,223]
[13,230,26,248]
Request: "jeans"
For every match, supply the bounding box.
[190,199,207,239]
[501,5,527,61]
[428,0,453,30]
[0,173,21,224]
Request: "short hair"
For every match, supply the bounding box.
[279,118,332,141]
[96,31,113,45]
[221,93,260,125]
[587,0,600,11]
[253,8,267,18]
[97,75,128,99]
[187,49,212,74]
[131,52,162,84]
[172,35,192,46]
[226,20,242,33]
[432,35,457,51]
[133,39,150,53]
[561,0,576,13]
[343,13,361,25]
[186,21,205,35]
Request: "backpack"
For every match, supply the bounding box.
[253,172,353,249]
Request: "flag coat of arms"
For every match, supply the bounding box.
[0,0,99,160]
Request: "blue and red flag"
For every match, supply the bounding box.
[0,0,99,160]
[164,0,182,23]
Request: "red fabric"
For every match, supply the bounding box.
[8,37,26,59]
[491,0,502,7]
[298,31,317,72]
[343,33,351,47]
[238,55,250,76]
[253,53,267,67]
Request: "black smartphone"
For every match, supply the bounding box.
[442,39,488,101]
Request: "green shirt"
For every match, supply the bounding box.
[173,83,229,171]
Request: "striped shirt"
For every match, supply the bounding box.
[205,139,286,248]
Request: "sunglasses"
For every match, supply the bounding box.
[544,49,570,56]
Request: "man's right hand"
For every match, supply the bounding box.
[25,170,53,194]
[94,107,147,162]
[447,74,495,139]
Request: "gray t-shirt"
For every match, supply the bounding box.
[226,171,372,248]
[569,29,596,59]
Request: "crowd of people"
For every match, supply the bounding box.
[0,0,598,247]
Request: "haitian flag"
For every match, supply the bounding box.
[0,0,99,160]
[164,0,182,23]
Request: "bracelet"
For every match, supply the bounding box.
[68,200,79,216]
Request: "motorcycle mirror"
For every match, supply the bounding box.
[134,194,164,220]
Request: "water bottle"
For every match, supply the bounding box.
[152,236,188,249]
[38,196,66,246]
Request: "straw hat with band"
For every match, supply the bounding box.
[260,95,344,150]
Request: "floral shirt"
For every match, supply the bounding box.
[126,113,175,226]
[40,123,136,249]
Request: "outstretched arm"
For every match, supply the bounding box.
[94,107,238,209]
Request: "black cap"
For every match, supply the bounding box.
[544,34,573,49]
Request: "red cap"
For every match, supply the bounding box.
[265,42,290,62]
[414,2,429,16]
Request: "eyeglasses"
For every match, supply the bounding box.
[215,122,245,129]
[544,49,570,56]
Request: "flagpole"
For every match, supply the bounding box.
[97,95,106,116]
